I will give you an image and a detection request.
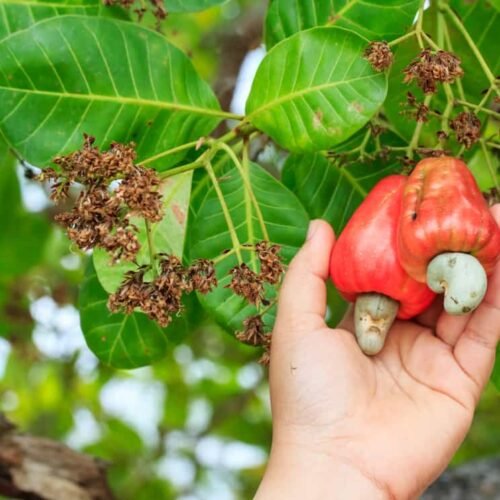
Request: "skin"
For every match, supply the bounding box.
[255,205,500,500]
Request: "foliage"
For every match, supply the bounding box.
[0,0,499,497]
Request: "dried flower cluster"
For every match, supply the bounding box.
[109,255,217,327]
[38,135,163,262]
[235,315,272,366]
[103,0,167,25]
[364,41,394,72]
[450,111,481,149]
[226,242,284,305]
[228,242,284,364]
[404,49,463,93]
[226,263,266,306]
[405,92,429,122]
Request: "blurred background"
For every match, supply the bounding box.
[0,1,499,499]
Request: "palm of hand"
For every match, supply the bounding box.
[271,319,476,498]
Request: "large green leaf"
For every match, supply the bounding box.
[166,0,228,12]
[282,151,400,236]
[93,171,192,293]
[0,0,127,40]
[0,16,222,169]
[265,0,420,49]
[187,160,309,333]
[79,262,169,368]
[246,27,387,153]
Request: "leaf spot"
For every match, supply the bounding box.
[172,203,186,225]
[313,110,323,129]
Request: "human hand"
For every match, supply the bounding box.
[256,206,500,500]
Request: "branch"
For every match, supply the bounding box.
[0,416,114,500]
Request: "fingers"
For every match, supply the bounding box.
[274,220,335,337]
[452,205,500,392]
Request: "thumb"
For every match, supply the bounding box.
[274,219,335,336]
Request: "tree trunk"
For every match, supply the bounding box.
[0,416,113,500]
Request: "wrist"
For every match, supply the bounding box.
[255,440,390,500]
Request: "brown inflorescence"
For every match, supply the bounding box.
[226,263,265,306]
[235,314,272,366]
[103,0,167,25]
[187,259,218,294]
[235,315,266,346]
[38,135,163,263]
[255,241,284,285]
[404,49,463,93]
[364,41,394,72]
[108,254,218,327]
[450,111,481,149]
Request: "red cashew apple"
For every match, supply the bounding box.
[398,157,500,315]
[330,175,436,355]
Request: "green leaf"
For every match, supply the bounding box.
[0,15,222,169]
[166,0,228,13]
[93,171,192,293]
[187,160,309,333]
[246,27,387,153]
[79,261,169,368]
[490,0,500,12]
[265,0,420,49]
[0,0,127,40]
[384,1,500,144]
[493,349,500,390]
[282,152,400,235]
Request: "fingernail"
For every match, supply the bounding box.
[307,220,320,241]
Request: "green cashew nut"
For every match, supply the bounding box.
[427,252,487,315]
[354,293,399,356]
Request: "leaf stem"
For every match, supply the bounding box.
[142,139,201,166]
[455,100,500,119]
[388,30,416,47]
[406,94,433,159]
[480,140,500,190]
[436,12,454,143]
[204,160,243,263]
[159,160,206,179]
[415,1,426,49]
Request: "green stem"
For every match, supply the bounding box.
[145,220,158,278]
[485,141,500,150]
[442,4,499,96]
[480,140,500,190]
[415,0,426,48]
[455,100,500,119]
[436,12,454,143]
[204,160,243,263]
[441,16,468,109]
[422,32,440,51]
[358,128,372,159]
[159,160,206,179]
[388,30,417,47]
[406,94,433,159]
[142,139,202,166]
